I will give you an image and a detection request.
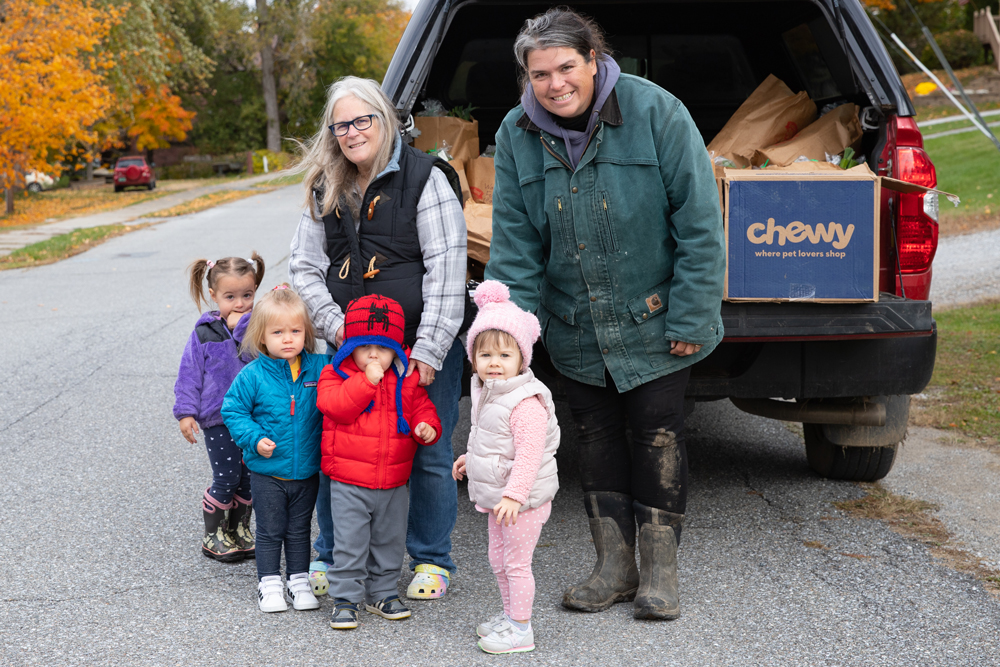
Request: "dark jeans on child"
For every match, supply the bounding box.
[250,472,319,580]
[203,424,252,504]
[562,367,691,539]
[328,480,409,603]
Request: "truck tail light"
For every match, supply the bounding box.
[893,118,938,275]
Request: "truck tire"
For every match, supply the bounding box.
[803,395,909,482]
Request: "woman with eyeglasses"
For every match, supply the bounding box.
[288,76,467,611]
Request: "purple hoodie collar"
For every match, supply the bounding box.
[520,57,621,170]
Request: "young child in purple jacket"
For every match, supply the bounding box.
[174,253,264,562]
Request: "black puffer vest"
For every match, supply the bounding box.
[318,143,461,346]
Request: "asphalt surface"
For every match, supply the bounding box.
[1,185,999,665]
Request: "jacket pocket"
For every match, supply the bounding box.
[549,196,578,259]
[597,191,619,254]
[539,281,581,371]
[625,279,673,369]
[491,455,512,487]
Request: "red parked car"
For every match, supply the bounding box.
[113,156,156,192]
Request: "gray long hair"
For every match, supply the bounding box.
[513,7,611,93]
[295,76,401,219]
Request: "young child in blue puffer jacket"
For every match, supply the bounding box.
[222,285,329,614]
[174,253,264,563]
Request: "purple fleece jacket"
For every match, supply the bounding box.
[519,57,621,169]
[173,310,251,429]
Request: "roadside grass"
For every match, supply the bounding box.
[923,126,1000,236]
[253,172,303,187]
[0,188,169,229]
[910,301,1000,444]
[140,188,277,218]
[0,223,151,270]
[835,483,1000,597]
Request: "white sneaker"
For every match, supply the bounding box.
[477,619,534,654]
[286,573,320,610]
[257,576,288,613]
[476,612,507,638]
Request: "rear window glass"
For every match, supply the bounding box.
[782,20,841,101]
[117,158,145,168]
[446,38,521,109]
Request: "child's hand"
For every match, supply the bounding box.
[257,437,276,458]
[365,362,384,385]
[451,455,466,481]
[414,422,437,444]
[179,417,199,443]
[226,309,248,330]
[494,497,521,526]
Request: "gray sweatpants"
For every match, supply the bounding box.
[328,479,409,603]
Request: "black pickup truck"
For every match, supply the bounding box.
[383,0,939,482]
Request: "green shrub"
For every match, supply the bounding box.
[921,30,984,70]
[252,150,292,174]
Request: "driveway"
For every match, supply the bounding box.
[1,186,998,665]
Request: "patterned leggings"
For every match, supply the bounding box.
[203,424,251,507]
[486,501,552,621]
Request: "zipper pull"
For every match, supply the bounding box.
[558,198,562,211]
[290,394,295,416]
[603,196,608,211]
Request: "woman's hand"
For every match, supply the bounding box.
[257,437,276,458]
[406,359,436,386]
[179,417,199,443]
[334,325,345,348]
[670,341,703,357]
[414,422,437,444]
[451,455,466,481]
[494,497,521,526]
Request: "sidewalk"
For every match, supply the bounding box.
[0,171,294,256]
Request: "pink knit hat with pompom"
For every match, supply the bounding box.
[466,280,540,372]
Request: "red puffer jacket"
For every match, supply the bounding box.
[317,355,441,490]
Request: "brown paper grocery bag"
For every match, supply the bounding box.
[706,74,817,168]
[465,156,495,204]
[464,201,492,264]
[448,159,472,204]
[414,116,480,162]
[756,103,862,167]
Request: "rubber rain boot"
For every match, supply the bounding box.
[227,494,255,559]
[202,493,243,562]
[633,502,682,620]
[562,492,639,612]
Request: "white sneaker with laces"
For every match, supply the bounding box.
[477,619,534,654]
[286,573,320,610]
[476,612,507,638]
[257,575,288,613]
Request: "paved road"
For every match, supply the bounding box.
[932,226,1000,308]
[0,171,289,256]
[1,186,999,665]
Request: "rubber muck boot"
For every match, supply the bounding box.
[227,494,255,559]
[562,492,639,612]
[633,502,682,620]
[202,494,242,562]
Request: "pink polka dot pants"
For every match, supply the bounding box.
[486,501,551,621]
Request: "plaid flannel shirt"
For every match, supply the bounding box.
[289,167,467,370]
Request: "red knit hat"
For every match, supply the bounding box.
[332,294,412,434]
[342,294,406,346]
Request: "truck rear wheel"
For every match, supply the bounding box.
[802,395,909,482]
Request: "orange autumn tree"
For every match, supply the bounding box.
[0,0,119,192]
[128,84,197,150]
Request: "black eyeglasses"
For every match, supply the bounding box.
[328,114,377,136]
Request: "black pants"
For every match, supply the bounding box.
[563,367,691,514]
[250,472,319,580]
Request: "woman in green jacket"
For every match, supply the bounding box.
[485,8,725,621]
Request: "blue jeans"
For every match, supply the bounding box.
[251,472,319,580]
[312,339,462,574]
[407,339,461,573]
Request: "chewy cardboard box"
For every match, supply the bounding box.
[724,164,880,302]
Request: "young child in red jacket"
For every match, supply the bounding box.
[316,294,441,630]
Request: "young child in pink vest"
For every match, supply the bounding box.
[452,281,561,655]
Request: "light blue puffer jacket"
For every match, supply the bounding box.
[222,351,329,480]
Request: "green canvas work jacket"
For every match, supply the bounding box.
[485,74,725,392]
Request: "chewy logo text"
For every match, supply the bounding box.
[746,218,854,250]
